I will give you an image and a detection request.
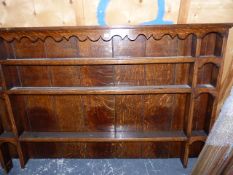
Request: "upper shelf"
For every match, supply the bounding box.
[0,57,221,66]
[0,56,195,65]
[7,85,191,95]
[0,23,232,42]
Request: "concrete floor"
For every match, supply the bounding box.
[0,158,196,175]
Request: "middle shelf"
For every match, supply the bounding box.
[4,84,216,95]
[6,85,192,95]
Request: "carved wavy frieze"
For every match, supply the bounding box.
[0,24,231,42]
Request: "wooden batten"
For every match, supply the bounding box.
[177,0,191,24]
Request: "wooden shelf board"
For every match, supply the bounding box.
[0,57,195,65]
[190,130,207,143]
[197,84,215,88]
[196,57,222,68]
[19,131,187,142]
[7,85,192,95]
[0,132,15,142]
[196,84,216,95]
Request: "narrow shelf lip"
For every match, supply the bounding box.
[0,56,195,65]
[19,131,187,142]
[197,84,215,89]
[192,130,207,136]
[0,132,16,142]
[0,132,15,138]
[6,85,192,95]
[190,130,207,143]
[1,23,232,31]
[196,84,217,96]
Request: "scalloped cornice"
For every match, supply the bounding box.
[0,24,232,42]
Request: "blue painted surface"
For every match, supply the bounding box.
[97,0,173,26]
[97,0,110,26]
[142,0,173,25]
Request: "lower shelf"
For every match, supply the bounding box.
[0,130,207,143]
[0,130,207,171]
[19,131,187,142]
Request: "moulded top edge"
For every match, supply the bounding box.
[0,23,232,42]
[0,23,232,31]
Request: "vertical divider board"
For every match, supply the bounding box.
[0,24,232,172]
[181,30,230,167]
[208,35,229,130]
[0,64,13,173]
[0,64,28,170]
[181,37,201,167]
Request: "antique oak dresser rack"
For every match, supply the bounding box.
[0,24,232,172]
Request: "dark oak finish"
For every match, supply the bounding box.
[0,24,232,172]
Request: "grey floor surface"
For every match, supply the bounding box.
[0,158,196,175]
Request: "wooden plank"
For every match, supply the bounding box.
[0,57,195,65]
[77,36,115,157]
[181,37,202,167]
[115,95,143,132]
[19,131,187,142]
[53,95,85,132]
[177,0,191,24]
[50,66,81,86]
[13,38,46,58]
[0,59,28,168]
[2,94,28,168]
[188,0,233,23]
[113,35,146,57]
[81,95,115,132]
[113,34,146,157]
[191,145,230,175]
[187,38,202,135]
[80,65,114,86]
[45,37,79,58]
[209,36,229,130]
[146,36,178,57]
[218,29,233,114]
[115,65,145,86]
[19,66,50,87]
[0,132,15,142]
[1,65,21,90]
[24,95,57,132]
[190,130,207,144]
[143,94,174,131]
[7,85,192,95]
[115,95,143,157]
[0,94,11,132]
[144,36,180,158]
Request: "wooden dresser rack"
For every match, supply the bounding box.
[0,24,232,172]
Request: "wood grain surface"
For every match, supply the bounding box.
[0,24,231,171]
